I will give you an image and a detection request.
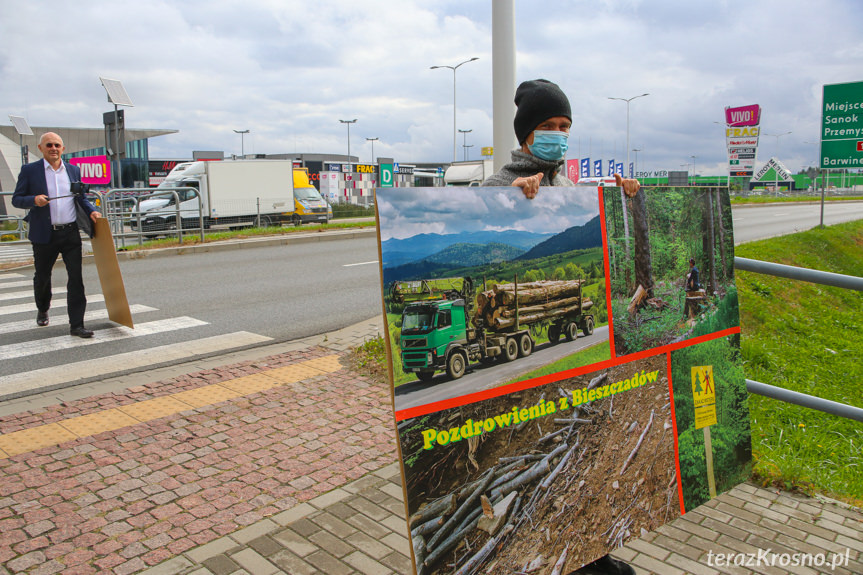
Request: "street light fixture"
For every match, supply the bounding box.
[608,93,649,180]
[690,155,697,182]
[366,137,379,164]
[458,129,473,161]
[431,57,479,162]
[339,119,357,163]
[233,129,249,158]
[762,131,792,195]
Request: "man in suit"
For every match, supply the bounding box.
[12,132,102,338]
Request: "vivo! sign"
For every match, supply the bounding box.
[68,155,111,185]
[725,104,761,127]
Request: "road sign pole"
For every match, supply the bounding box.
[703,426,717,498]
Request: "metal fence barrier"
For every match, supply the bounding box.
[0,192,27,240]
[100,187,204,248]
[735,256,863,422]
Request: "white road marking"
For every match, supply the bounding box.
[0,317,207,360]
[343,260,379,267]
[0,274,26,281]
[0,295,105,316]
[0,305,157,335]
[0,288,68,302]
[0,332,273,398]
[0,280,37,290]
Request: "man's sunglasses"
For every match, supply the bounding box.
[43,143,62,148]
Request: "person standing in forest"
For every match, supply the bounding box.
[686,258,701,291]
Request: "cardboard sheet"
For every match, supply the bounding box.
[90,218,133,328]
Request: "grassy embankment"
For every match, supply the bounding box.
[119,220,375,251]
[736,219,863,503]
[355,219,863,504]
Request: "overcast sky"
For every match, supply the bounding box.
[377,186,598,240]
[2,1,861,176]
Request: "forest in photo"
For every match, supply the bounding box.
[669,336,752,510]
[603,186,739,356]
[382,233,608,386]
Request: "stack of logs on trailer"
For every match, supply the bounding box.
[473,280,593,330]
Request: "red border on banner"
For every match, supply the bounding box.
[598,188,617,358]
[666,352,686,514]
[394,326,740,421]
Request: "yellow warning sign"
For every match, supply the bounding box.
[691,365,717,429]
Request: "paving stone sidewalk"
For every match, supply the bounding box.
[1,316,862,575]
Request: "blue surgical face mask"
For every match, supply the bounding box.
[528,130,569,161]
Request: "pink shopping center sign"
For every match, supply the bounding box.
[68,155,111,185]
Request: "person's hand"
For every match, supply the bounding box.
[614,173,641,198]
[512,172,543,199]
[34,195,49,207]
[90,211,102,222]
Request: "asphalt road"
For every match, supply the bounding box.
[1,200,861,386]
[731,200,863,244]
[394,325,610,412]
[0,235,382,380]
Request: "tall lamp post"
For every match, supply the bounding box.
[690,155,698,184]
[608,93,649,180]
[233,129,249,158]
[762,131,792,195]
[458,129,472,161]
[339,119,357,163]
[631,148,641,177]
[366,137,378,164]
[431,57,479,162]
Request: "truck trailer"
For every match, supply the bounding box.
[394,276,595,381]
[131,160,331,233]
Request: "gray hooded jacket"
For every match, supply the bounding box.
[481,149,574,187]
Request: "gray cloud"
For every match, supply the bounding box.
[2,0,860,175]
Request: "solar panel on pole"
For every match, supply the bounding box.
[99,78,134,107]
[8,115,33,136]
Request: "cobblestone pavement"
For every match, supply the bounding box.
[1,317,861,575]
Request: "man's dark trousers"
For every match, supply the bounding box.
[33,223,86,328]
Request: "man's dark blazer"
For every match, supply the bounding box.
[12,160,97,244]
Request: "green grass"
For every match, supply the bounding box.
[503,341,611,385]
[730,195,863,205]
[119,220,375,250]
[736,219,863,503]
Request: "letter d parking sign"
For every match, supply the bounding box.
[380,163,394,188]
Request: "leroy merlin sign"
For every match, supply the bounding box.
[821,81,863,169]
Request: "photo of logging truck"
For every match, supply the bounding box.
[393,276,595,382]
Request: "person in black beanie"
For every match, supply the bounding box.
[483,80,638,575]
[482,78,640,201]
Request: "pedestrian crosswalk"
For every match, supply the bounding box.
[0,271,273,399]
[0,243,33,265]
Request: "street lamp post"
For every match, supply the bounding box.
[339,119,357,163]
[762,131,792,195]
[690,155,697,184]
[458,129,472,161]
[233,129,249,158]
[608,93,649,180]
[431,57,479,163]
[366,137,379,164]
[631,148,641,178]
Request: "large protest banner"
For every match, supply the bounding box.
[375,185,751,574]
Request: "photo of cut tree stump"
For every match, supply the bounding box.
[399,354,676,575]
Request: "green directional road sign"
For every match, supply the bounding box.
[821,81,863,169]
[380,163,394,188]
